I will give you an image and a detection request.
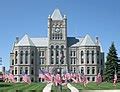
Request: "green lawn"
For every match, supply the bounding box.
[0,82,46,92]
[0,82,120,92]
[72,82,120,90]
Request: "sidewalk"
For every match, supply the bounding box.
[67,83,79,92]
[43,83,53,92]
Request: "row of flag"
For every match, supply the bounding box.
[39,69,103,86]
[0,67,118,86]
[1,67,31,84]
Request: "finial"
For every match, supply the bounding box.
[96,36,99,45]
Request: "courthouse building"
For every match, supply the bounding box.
[10,9,104,82]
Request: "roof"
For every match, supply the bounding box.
[80,34,96,46]
[15,34,98,47]
[31,38,48,47]
[51,9,63,20]
[15,34,35,46]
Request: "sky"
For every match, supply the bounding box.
[0,0,120,70]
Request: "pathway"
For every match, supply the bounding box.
[67,83,79,92]
[43,83,53,92]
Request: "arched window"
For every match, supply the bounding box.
[20,51,23,64]
[87,50,89,64]
[60,33,62,39]
[31,51,34,56]
[50,45,54,56]
[81,51,84,64]
[25,51,28,64]
[97,51,99,64]
[56,45,59,56]
[74,67,76,73]
[25,67,28,74]
[52,33,55,39]
[92,67,95,74]
[92,50,94,64]
[12,59,14,65]
[15,67,17,74]
[87,67,90,74]
[81,67,84,74]
[15,51,17,57]
[20,67,23,74]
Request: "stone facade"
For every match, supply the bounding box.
[10,9,104,82]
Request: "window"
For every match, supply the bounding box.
[73,58,76,64]
[70,51,72,56]
[56,58,59,64]
[52,33,55,39]
[60,33,62,39]
[56,50,59,56]
[25,51,28,64]
[92,67,95,74]
[20,77,22,81]
[92,51,94,64]
[25,67,28,74]
[73,51,76,56]
[51,50,54,56]
[39,51,44,57]
[42,51,44,56]
[15,67,17,74]
[15,51,18,57]
[87,50,89,64]
[31,67,34,75]
[81,67,84,74]
[15,77,17,81]
[40,58,44,65]
[70,58,72,64]
[61,59,64,64]
[51,58,54,64]
[92,77,95,81]
[81,51,84,64]
[31,59,34,64]
[12,70,14,75]
[97,51,99,64]
[20,51,23,64]
[12,59,14,65]
[74,67,76,73]
[20,67,22,74]
[31,51,34,56]
[87,67,90,74]
[70,51,76,56]
[87,77,90,81]
[31,78,34,82]
[15,59,17,64]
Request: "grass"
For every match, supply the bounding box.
[72,82,120,90]
[0,82,46,92]
[0,82,120,92]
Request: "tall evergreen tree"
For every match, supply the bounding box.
[104,42,118,82]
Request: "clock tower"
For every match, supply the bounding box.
[47,9,68,73]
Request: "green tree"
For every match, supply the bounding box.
[104,42,118,82]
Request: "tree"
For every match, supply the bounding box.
[104,42,118,82]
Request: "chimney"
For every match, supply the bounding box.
[16,36,19,43]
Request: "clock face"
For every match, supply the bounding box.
[55,28,60,33]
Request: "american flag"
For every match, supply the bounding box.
[96,73,102,85]
[22,71,31,84]
[54,74,62,85]
[81,74,88,87]
[39,69,52,82]
[0,74,3,79]
[113,73,117,85]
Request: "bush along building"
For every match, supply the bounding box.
[10,9,104,82]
